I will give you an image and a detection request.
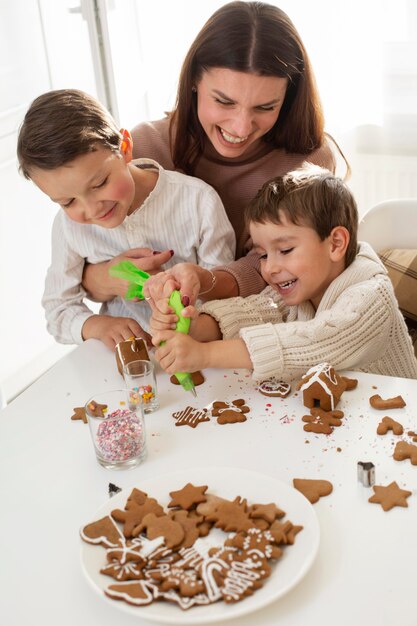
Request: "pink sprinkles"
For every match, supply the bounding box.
[95,409,144,461]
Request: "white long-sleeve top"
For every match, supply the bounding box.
[200,243,417,381]
[42,158,236,344]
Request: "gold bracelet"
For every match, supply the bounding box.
[198,269,217,296]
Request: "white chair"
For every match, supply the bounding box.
[358,198,417,252]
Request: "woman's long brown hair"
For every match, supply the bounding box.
[170,1,327,175]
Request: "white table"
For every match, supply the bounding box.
[1,338,416,625]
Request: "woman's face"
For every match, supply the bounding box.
[196,68,288,159]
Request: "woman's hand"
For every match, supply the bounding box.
[82,248,174,301]
[143,263,216,310]
[81,314,152,351]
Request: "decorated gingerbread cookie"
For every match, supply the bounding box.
[212,399,250,425]
[172,406,210,428]
[258,379,291,398]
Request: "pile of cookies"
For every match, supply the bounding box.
[80,482,303,610]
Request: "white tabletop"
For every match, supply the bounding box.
[1,338,416,625]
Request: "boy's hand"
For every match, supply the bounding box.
[149,297,199,334]
[153,331,207,374]
[82,315,152,351]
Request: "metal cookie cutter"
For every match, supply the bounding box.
[357,461,375,487]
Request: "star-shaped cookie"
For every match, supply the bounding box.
[168,483,208,510]
[71,406,87,424]
[368,481,412,511]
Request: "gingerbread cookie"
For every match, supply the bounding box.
[204,496,253,533]
[80,515,123,548]
[393,440,417,465]
[302,408,344,435]
[170,371,205,387]
[258,379,291,398]
[212,399,250,425]
[135,513,185,549]
[85,400,108,417]
[82,483,304,612]
[293,479,333,504]
[368,481,412,511]
[172,406,210,428]
[341,376,358,390]
[71,406,87,424]
[369,394,406,410]
[112,497,164,538]
[105,580,155,605]
[377,416,404,436]
[168,483,208,510]
[408,430,417,443]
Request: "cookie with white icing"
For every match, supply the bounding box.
[258,379,291,398]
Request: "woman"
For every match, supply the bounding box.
[83,1,348,305]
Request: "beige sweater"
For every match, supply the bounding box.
[131,117,336,296]
[200,243,417,381]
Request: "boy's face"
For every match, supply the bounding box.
[30,146,136,228]
[250,214,346,310]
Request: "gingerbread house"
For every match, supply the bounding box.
[297,363,347,411]
[115,337,149,375]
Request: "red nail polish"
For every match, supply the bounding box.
[181,295,190,307]
[152,250,162,255]
[169,249,175,256]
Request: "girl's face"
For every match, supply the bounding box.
[250,215,345,310]
[196,68,288,159]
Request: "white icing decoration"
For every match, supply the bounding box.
[221,559,262,601]
[200,556,229,601]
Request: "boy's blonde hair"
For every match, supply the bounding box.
[246,165,358,266]
[17,89,122,179]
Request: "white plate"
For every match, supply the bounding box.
[80,467,319,624]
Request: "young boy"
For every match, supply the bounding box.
[151,166,417,380]
[17,89,235,350]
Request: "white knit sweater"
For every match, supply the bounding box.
[200,243,417,381]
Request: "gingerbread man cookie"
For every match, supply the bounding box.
[212,399,250,425]
[302,408,344,434]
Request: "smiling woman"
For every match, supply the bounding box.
[83,1,345,306]
[194,69,288,159]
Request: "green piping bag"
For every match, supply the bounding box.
[109,261,196,396]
